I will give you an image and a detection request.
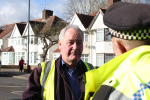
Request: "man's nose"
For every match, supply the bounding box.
[73,43,78,49]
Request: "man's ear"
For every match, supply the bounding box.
[58,40,61,49]
[115,41,127,55]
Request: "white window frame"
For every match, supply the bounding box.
[96,53,115,67]
[11,39,14,46]
[84,32,89,42]
[15,52,25,63]
[9,52,15,64]
[104,28,111,41]
[29,52,38,64]
[96,29,104,41]
[21,38,25,45]
[53,53,60,60]
[81,54,89,62]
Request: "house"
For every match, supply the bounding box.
[68,0,121,67]
[0,9,64,67]
[0,23,16,64]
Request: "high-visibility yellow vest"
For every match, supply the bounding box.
[40,60,95,100]
[85,46,150,100]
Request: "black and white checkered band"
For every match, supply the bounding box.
[109,28,150,40]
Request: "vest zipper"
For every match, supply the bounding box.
[60,74,74,100]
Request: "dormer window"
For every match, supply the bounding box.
[2,27,6,30]
[7,26,12,30]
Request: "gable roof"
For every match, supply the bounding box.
[0,23,15,39]
[75,6,108,29]
[16,23,26,36]
[76,14,94,28]
[87,8,108,29]
[2,46,15,52]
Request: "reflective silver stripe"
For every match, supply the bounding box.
[106,88,129,100]
[93,85,129,100]
[41,61,52,99]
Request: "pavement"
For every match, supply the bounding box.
[0,68,31,80]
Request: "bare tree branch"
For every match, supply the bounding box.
[33,18,67,61]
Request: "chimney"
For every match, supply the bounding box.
[42,9,53,21]
[108,0,121,7]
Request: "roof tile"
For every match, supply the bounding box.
[2,46,15,52]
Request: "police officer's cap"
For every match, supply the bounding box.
[104,2,150,40]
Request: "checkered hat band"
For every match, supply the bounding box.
[109,28,150,40]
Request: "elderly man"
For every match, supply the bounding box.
[22,24,94,100]
[84,2,150,100]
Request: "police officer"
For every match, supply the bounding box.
[85,2,150,100]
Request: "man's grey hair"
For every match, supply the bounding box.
[59,24,84,41]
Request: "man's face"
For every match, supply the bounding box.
[59,28,83,65]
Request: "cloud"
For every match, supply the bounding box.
[0,0,43,26]
[0,0,67,26]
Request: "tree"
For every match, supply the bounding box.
[33,17,67,62]
[63,0,107,21]
[62,0,150,22]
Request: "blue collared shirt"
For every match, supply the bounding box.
[62,59,81,100]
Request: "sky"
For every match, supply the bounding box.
[0,0,67,26]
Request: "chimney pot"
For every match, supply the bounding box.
[108,0,121,7]
[42,9,53,21]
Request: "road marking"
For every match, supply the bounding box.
[0,86,26,87]
[11,91,24,95]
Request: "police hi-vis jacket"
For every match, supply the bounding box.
[85,46,150,100]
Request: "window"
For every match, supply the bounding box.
[96,54,104,67]
[84,34,88,42]
[18,38,20,45]
[29,52,38,63]
[105,54,115,63]
[2,27,6,30]
[34,52,38,63]
[15,52,25,63]
[15,38,21,45]
[15,38,17,45]
[9,52,15,64]
[81,54,89,62]
[31,38,33,44]
[2,53,8,63]
[97,29,104,41]
[7,26,12,30]
[53,54,60,60]
[11,39,14,45]
[96,28,111,41]
[96,53,115,67]
[34,37,38,44]
[29,36,37,44]
[84,32,89,42]
[17,53,21,64]
[22,52,25,60]
[104,28,111,41]
[22,38,25,45]
[29,52,33,63]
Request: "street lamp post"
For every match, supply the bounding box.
[27,0,30,73]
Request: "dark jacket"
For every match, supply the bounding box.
[22,56,88,100]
